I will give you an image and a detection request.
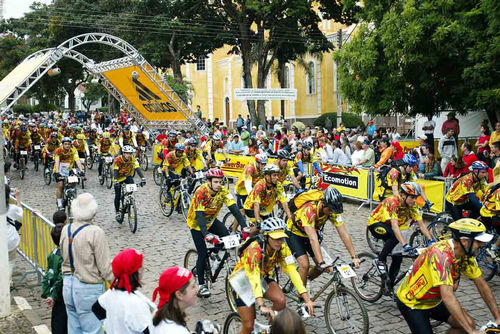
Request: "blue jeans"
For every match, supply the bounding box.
[63,275,104,334]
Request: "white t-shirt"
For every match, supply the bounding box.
[98,289,154,334]
[351,149,365,166]
[423,120,436,135]
[7,204,23,252]
[149,320,190,334]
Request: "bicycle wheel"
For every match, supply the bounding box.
[429,220,452,241]
[153,165,163,186]
[34,152,39,171]
[476,247,498,281]
[324,286,369,334]
[127,199,138,233]
[140,153,149,171]
[20,159,25,179]
[350,252,383,303]
[159,188,174,217]
[409,229,428,249]
[223,312,243,334]
[44,168,52,185]
[86,156,93,169]
[105,167,113,189]
[225,271,238,312]
[81,176,85,189]
[366,226,383,255]
[99,171,105,185]
[223,212,239,233]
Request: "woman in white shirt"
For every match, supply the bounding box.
[6,185,23,285]
[351,141,365,166]
[150,267,199,334]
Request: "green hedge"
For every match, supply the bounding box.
[12,104,32,114]
[31,103,59,113]
[313,112,364,129]
[97,107,109,113]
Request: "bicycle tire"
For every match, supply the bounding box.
[428,220,452,241]
[223,212,239,233]
[153,166,163,186]
[223,312,243,334]
[140,153,149,171]
[81,176,85,189]
[350,252,383,303]
[99,172,105,185]
[127,199,138,233]
[86,156,93,169]
[105,167,113,189]
[477,247,498,281]
[366,226,383,255]
[34,152,39,171]
[225,271,238,313]
[20,159,25,179]
[159,188,174,217]
[324,286,369,334]
[44,169,52,185]
[409,229,427,249]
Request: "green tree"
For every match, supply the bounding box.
[81,81,107,112]
[335,0,499,124]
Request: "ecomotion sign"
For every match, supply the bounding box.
[102,66,185,121]
[234,88,297,101]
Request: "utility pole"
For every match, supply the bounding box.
[336,29,343,128]
[0,120,10,316]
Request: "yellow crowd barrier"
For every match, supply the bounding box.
[11,197,56,283]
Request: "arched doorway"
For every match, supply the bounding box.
[225,97,230,127]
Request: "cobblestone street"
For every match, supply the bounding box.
[8,162,500,333]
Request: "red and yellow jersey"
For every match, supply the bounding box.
[286,201,343,238]
[204,140,224,155]
[53,147,79,172]
[243,179,287,215]
[186,183,235,231]
[397,240,481,310]
[72,139,88,154]
[44,138,60,154]
[15,132,31,148]
[98,138,113,154]
[480,184,500,218]
[231,240,306,299]
[445,173,486,205]
[273,160,293,183]
[185,147,204,170]
[235,162,263,196]
[161,138,177,153]
[88,132,98,145]
[367,196,421,229]
[387,168,416,189]
[163,151,190,175]
[294,150,312,166]
[120,130,135,146]
[30,132,43,145]
[113,156,139,182]
[136,133,147,146]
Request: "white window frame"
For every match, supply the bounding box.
[283,66,290,88]
[196,56,206,71]
[306,61,316,95]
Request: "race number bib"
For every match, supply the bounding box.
[59,163,70,177]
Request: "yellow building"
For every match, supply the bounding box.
[182,19,353,127]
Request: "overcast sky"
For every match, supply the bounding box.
[4,0,52,19]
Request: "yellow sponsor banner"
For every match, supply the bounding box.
[102,66,185,121]
[319,165,370,200]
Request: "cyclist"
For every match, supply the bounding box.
[273,149,301,189]
[53,137,85,210]
[294,141,322,188]
[42,133,60,172]
[160,131,178,157]
[235,153,267,211]
[134,128,149,158]
[163,143,193,198]
[118,125,137,151]
[185,138,205,172]
[286,187,360,286]
[396,219,500,334]
[243,164,292,225]
[480,183,500,256]
[113,145,146,222]
[29,123,43,155]
[204,133,229,162]
[230,217,314,333]
[97,132,113,181]
[446,160,489,220]
[13,124,31,169]
[186,168,247,297]
[73,133,89,160]
[368,182,434,290]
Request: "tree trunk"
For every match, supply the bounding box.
[485,108,498,126]
[108,93,119,115]
[241,43,258,125]
[67,89,75,112]
[171,58,184,84]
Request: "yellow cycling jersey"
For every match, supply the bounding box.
[98,138,113,155]
[446,173,486,205]
[185,147,204,171]
[72,139,88,154]
[186,183,235,231]
[243,179,287,215]
[387,168,416,189]
[397,240,481,310]
[163,151,190,175]
[287,201,343,238]
[113,156,140,182]
[235,162,263,196]
[480,184,500,218]
[53,147,79,173]
[231,240,306,299]
[367,196,422,230]
[273,160,293,183]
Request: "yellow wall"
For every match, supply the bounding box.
[183,18,349,125]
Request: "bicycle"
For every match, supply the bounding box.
[277,256,369,334]
[153,154,165,186]
[62,172,80,222]
[78,158,86,189]
[223,312,271,334]
[99,154,114,189]
[87,144,97,170]
[43,159,55,186]
[137,146,149,171]
[18,148,29,179]
[31,144,42,172]
[476,228,499,282]
[116,183,142,233]
[159,175,192,219]
[183,234,241,300]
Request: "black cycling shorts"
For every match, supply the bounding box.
[244,209,270,222]
[397,298,451,334]
[481,216,500,235]
[232,277,276,308]
[236,195,247,210]
[286,231,314,259]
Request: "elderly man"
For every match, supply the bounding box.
[227,134,245,155]
[60,193,112,334]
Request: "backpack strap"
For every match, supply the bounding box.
[67,223,89,273]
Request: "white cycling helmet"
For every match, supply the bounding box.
[255,153,268,164]
[261,217,287,239]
